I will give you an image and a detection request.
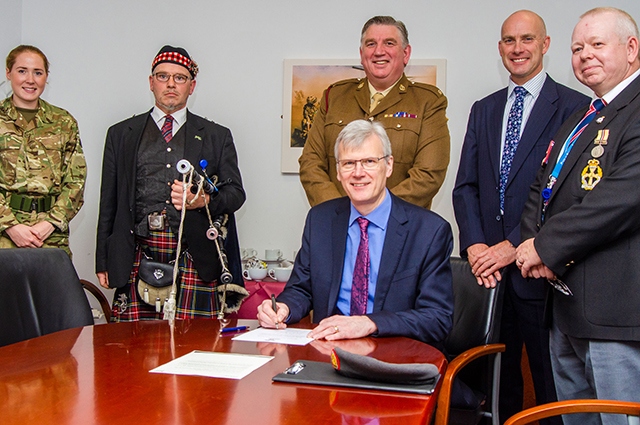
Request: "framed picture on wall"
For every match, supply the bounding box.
[281,58,447,173]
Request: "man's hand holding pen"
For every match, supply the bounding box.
[257,295,289,329]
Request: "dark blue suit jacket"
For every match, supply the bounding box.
[277,194,454,345]
[453,75,589,299]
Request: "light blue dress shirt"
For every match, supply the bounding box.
[336,189,392,315]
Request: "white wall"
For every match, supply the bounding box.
[1,1,21,97]
[13,0,640,296]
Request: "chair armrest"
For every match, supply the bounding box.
[504,399,640,425]
[80,279,111,322]
[434,343,506,425]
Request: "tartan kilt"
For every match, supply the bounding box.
[111,228,220,321]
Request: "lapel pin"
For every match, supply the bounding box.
[596,116,605,124]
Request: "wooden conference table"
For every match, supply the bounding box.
[0,319,446,425]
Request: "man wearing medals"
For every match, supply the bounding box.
[517,8,640,422]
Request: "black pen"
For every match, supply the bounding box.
[220,325,249,334]
[271,294,280,329]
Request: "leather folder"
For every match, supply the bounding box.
[272,360,439,394]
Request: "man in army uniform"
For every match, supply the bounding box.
[299,16,450,209]
[0,45,86,256]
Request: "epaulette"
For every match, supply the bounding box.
[324,78,363,112]
[406,80,445,97]
[329,78,362,89]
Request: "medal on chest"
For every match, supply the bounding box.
[581,159,603,190]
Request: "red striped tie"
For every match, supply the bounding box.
[161,115,173,143]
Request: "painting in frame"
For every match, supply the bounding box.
[281,58,446,173]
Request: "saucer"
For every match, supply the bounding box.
[261,258,289,268]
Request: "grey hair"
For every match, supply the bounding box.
[334,119,392,160]
[580,7,639,42]
[361,16,409,48]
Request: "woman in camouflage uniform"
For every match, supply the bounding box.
[0,45,86,256]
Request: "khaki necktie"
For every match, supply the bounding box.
[370,92,384,112]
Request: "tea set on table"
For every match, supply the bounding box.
[242,248,293,282]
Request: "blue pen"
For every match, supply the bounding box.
[221,325,249,334]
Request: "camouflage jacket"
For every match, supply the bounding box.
[0,97,86,233]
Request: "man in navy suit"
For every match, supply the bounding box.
[453,10,589,422]
[258,119,453,345]
[517,8,640,422]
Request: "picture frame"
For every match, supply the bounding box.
[281,58,447,173]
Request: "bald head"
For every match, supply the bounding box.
[499,10,550,85]
[502,10,547,38]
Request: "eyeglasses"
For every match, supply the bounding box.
[337,156,389,172]
[153,72,191,85]
[547,278,573,296]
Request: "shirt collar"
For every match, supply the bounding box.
[600,68,640,105]
[348,188,392,230]
[508,70,546,99]
[151,106,187,128]
[367,76,403,99]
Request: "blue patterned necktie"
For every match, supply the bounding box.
[161,115,173,143]
[499,86,527,212]
[350,217,370,316]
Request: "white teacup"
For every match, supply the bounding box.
[265,249,283,261]
[243,268,268,280]
[268,267,293,282]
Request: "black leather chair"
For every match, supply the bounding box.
[435,256,506,425]
[0,248,93,347]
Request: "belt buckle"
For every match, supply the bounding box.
[31,199,38,212]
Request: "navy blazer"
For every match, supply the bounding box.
[521,74,640,341]
[95,110,246,289]
[277,194,454,345]
[453,75,589,299]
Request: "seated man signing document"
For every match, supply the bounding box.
[258,120,453,345]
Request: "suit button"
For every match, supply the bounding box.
[495,215,501,221]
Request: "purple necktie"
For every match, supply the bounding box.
[499,86,527,212]
[350,217,370,316]
[161,115,173,143]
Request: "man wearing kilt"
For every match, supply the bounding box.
[96,45,247,321]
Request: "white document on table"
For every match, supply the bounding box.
[150,350,273,379]
[232,328,313,346]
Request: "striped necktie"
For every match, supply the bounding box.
[161,115,174,143]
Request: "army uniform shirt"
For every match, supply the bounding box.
[299,73,450,209]
[0,97,86,252]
